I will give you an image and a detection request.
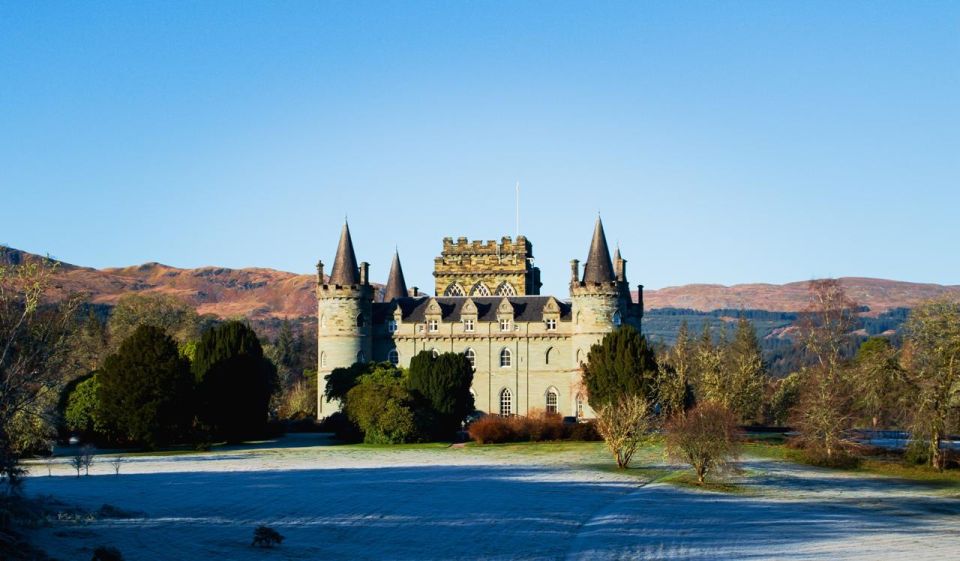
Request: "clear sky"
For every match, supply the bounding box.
[2,2,958,296]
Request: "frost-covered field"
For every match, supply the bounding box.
[24,435,960,560]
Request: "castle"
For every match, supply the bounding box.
[315,217,644,419]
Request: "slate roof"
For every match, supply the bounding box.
[581,217,615,284]
[329,222,360,285]
[383,251,408,301]
[372,296,572,324]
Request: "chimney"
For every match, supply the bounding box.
[617,258,627,283]
[359,262,369,286]
[316,260,325,285]
[570,259,580,284]
[412,286,419,297]
[637,284,644,318]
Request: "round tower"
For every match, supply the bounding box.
[317,222,373,418]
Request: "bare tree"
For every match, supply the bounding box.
[109,456,125,476]
[665,401,741,484]
[902,299,960,471]
[594,394,653,469]
[80,445,95,476]
[793,279,859,465]
[70,448,84,478]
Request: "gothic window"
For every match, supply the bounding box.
[388,349,399,365]
[356,350,366,363]
[444,283,466,296]
[320,315,327,329]
[545,347,553,365]
[499,348,512,368]
[463,319,475,332]
[464,347,476,369]
[387,319,398,333]
[545,318,557,331]
[431,348,440,358]
[546,388,559,415]
[612,310,622,326]
[320,352,327,368]
[499,319,511,332]
[471,283,491,296]
[576,393,585,419]
[356,314,365,328]
[500,388,513,416]
[428,319,439,332]
[495,282,516,296]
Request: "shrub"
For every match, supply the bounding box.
[251,525,284,548]
[345,367,420,444]
[595,394,654,469]
[468,416,517,444]
[92,545,124,561]
[407,351,474,439]
[665,401,742,484]
[467,413,600,444]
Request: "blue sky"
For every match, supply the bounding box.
[2,2,958,296]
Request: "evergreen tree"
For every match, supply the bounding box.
[724,317,766,424]
[694,323,726,406]
[96,325,194,448]
[853,337,904,432]
[193,321,277,441]
[582,326,660,409]
[658,321,695,417]
[407,351,474,437]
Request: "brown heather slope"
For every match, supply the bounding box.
[3,247,958,319]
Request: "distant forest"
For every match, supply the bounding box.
[641,307,911,377]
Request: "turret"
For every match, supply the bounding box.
[316,221,373,418]
[384,250,408,301]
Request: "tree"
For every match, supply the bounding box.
[193,321,277,441]
[407,351,474,438]
[902,299,960,471]
[658,321,695,418]
[665,401,741,484]
[582,326,660,409]
[345,366,419,444]
[96,325,194,448]
[693,323,726,405]
[723,317,766,424]
[852,337,904,432]
[768,372,802,427]
[594,394,653,469]
[107,293,202,354]
[794,279,859,465]
[64,374,102,437]
[324,361,389,403]
[0,251,83,467]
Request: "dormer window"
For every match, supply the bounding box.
[499,319,511,332]
[545,319,557,331]
[463,319,475,332]
[428,319,439,333]
[387,320,398,333]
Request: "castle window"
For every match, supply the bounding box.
[546,388,559,415]
[387,320,397,333]
[545,347,553,365]
[431,348,440,358]
[576,349,583,365]
[499,388,513,416]
[320,352,327,368]
[545,318,557,331]
[444,283,466,296]
[471,283,491,296]
[612,311,622,326]
[418,324,424,333]
[499,319,511,332]
[576,393,585,419]
[463,319,474,332]
[495,282,516,296]
[388,349,399,365]
[428,319,439,333]
[356,314,365,328]
[576,312,581,325]
[499,348,512,368]
[464,347,476,369]
[357,351,366,363]
[320,315,327,329]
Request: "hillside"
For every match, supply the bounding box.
[3,247,958,321]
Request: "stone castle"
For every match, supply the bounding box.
[315,217,644,419]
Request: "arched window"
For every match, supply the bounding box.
[495,282,516,296]
[444,283,466,296]
[357,350,366,363]
[612,310,622,326]
[471,282,491,296]
[320,352,327,368]
[575,311,581,325]
[387,349,399,365]
[499,348,512,368]
[499,388,513,416]
[431,348,440,358]
[546,388,559,415]
[545,347,553,365]
[320,315,327,329]
[576,349,583,365]
[576,393,585,419]
[464,348,476,369]
[356,314,365,328]
[469,388,477,400]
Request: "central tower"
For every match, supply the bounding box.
[433,235,542,297]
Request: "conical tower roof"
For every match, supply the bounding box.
[582,216,615,284]
[384,250,408,301]
[329,222,360,285]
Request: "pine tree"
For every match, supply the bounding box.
[725,317,766,424]
[407,351,474,438]
[582,326,660,409]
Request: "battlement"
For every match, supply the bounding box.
[435,235,541,296]
[440,235,532,256]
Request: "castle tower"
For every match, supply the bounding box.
[433,236,542,296]
[316,221,373,417]
[383,250,408,301]
[569,217,641,370]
